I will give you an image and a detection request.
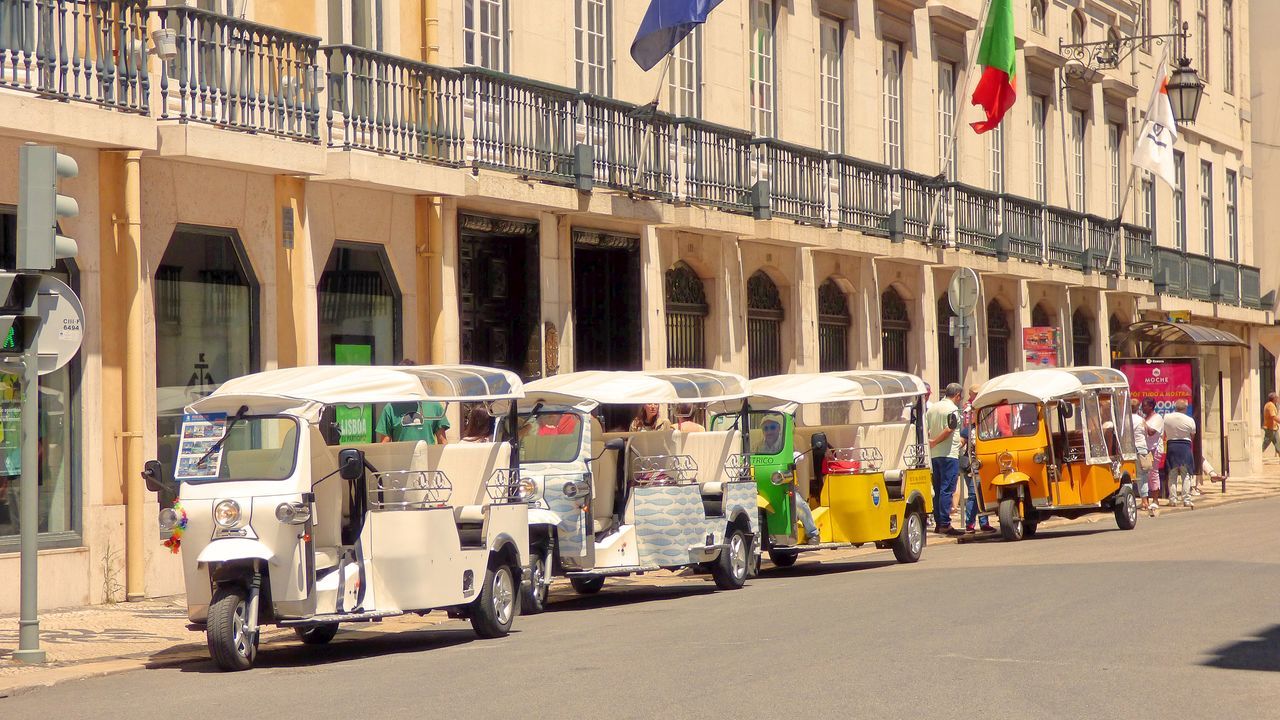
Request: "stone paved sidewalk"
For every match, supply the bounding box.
[3,465,1278,697]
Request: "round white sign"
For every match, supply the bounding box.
[34,276,83,375]
[947,268,980,315]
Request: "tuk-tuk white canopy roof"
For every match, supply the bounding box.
[973,366,1129,407]
[748,371,927,413]
[522,369,748,410]
[187,365,523,421]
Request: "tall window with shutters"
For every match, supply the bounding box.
[883,42,904,169]
[1071,110,1087,211]
[819,17,844,153]
[1032,95,1047,202]
[1200,160,1214,257]
[1222,0,1234,93]
[464,0,507,71]
[749,0,776,136]
[575,0,611,95]
[1197,0,1209,83]
[937,61,956,179]
[668,28,701,117]
[989,123,1005,192]
[1174,151,1187,250]
[1108,123,1122,216]
[1225,169,1238,261]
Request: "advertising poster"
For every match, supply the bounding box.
[1115,358,1197,416]
[1023,327,1060,368]
[174,412,228,480]
[333,341,374,443]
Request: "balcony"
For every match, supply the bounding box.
[1047,208,1085,271]
[1001,195,1044,263]
[1123,224,1153,280]
[1153,246,1262,309]
[1085,216,1121,275]
[835,156,892,234]
[756,138,828,224]
[952,184,999,255]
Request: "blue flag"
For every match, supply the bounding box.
[630,0,725,71]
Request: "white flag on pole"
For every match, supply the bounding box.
[1132,62,1179,188]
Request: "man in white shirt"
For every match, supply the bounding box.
[1163,400,1197,508]
[926,384,965,537]
[1130,399,1149,504]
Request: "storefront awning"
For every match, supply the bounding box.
[1116,321,1248,354]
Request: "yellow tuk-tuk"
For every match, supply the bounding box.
[971,367,1140,541]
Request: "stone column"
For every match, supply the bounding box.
[794,246,818,372]
[640,225,667,370]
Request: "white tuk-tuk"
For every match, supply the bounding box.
[511,370,758,610]
[141,365,529,671]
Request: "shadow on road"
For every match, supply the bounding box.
[1202,625,1280,672]
[1025,527,1116,541]
[154,627,479,673]
[757,559,900,578]
[545,584,717,613]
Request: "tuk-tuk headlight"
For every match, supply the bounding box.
[275,502,312,525]
[517,478,538,500]
[213,499,242,528]
[1033,452,1048,465]
[158,507,179,532]
[997,451,1014,472]
[561,480,582,499]
[770,471,786,486]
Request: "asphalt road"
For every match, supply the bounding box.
[6,500,1280,720]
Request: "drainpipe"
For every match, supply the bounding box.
[122,150,146,601]
[421,0,445,362]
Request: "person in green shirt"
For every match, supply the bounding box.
[925,383,964,536]
[376,360,450,444]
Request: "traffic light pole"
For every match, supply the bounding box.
[12,343,44,663]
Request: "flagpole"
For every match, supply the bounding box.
[1103,44,1172,269]
[925,0,995,247]
[630,52,674,190]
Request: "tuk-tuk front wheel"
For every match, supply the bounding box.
[711,526,750,590]
[891,510,925,563]
[470,560,518,639]
[207,584,258,671]
[520,551,549,615]
[1114,486,1139,530]
[294,623,339,645]
[767,549,798,568]
[998,497,1026,542]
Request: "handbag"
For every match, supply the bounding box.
[1137,452,1153,472]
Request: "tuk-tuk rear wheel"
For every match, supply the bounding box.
[891,510,925,563]
[470,560,517,639]
[207,584,257,671]
[520,552,549,615]
[998,497,1026,542]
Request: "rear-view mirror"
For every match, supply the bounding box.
[1058,403,1075,421]
[338,448,365,481]
[141,460,172,495]
[810,432,829,456]
[604,438,626,452]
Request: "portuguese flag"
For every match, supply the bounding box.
[970,0,1017,134]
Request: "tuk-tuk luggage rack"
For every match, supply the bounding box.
[486,468,528,503]
[631,454,698,486]
[369,470,452,509]
[723,453,751,481]
[825,447,884,473]
[903,443,928,469]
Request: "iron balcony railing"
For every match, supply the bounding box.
[1241,265,1262,309]
[464,67,577,182]
[1187,254,1214,301]
[1213,259,1240,305]
[1153,248,1262,308]
[897,170,946,242]
[152,5,321,141]
[580,93,674,198]
[1001,194,1044,263]
[322,44,464,165]
[674,116,753,212]
[1123,224,1153,280]
[952,184,1000,255]
[835,156,892,234]
[755,138,829,224]
[0,0,149,112]
[1047,207,1085,270]
[1085,216,1121,274]
[1154,247,1189,297]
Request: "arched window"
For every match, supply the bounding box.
[319,242,401,366]
[1031,302,1053,328]
[987,300,1012,378]
[881,287,910,373]
[1072,308,1094,365]
[665,262,708,368]
[747,270,784,378]
[936,296,958,387]
[1071,11,1086,45]
[817,278,851,372]
[1031,0,1046,33]
[154,226,258,510]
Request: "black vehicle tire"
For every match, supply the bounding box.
[1114,486,1139,530]
[891,510,926,563]
[520,548,549,615]
[1023,510,1040,538]
[711,526,750,590]
[998,496,1026,542]
[767,549,799,568]
[569,575,605,595]
[207,584,258,671]
[470,559,518,639]
[294,623,339,645]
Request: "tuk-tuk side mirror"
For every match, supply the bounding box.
[1058,403,1074,421]
[810,432,829,457]
[141,460,174,495]
[604,438,626,452]
[338,448,366,481]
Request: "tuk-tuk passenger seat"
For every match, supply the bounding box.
[588,418,620,533]
[678,430,739,516]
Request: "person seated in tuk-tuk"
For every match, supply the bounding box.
[630,403,671,432]
[761,418,820,545]
[377,360,450,444]
[674,403,705,432]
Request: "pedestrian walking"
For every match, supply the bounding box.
[926,383,965,536]
[1130,399,1151,507]
[1140,399,1164,516]
[1163,399,1197,508]
[1263,392,1280,459]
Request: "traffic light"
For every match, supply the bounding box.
[0,273,41,356]
[17,144,78,271]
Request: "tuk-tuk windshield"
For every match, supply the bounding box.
[713,411,787,455]
[977,403,1040,440]
[176,416,300,483]
[509,411,583,463]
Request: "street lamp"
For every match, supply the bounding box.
[1166,56,1206,125]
